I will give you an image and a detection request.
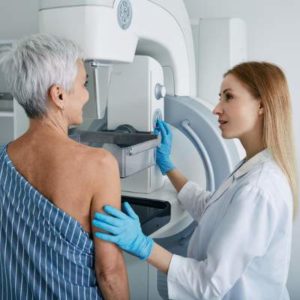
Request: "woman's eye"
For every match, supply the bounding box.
[224,93,233,101]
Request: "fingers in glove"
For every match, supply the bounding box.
[94,212,123,227]
[92,219,121,235]
[157,120,167,142]
[123,202,139,220]
[103,205,127,220]
[162,121,171,136]
[154,123,160,136]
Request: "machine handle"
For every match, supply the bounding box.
[128,135,161,155]
[181,120,215,191]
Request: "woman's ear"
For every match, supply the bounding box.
[258,100,264,115]
[48,85,65,110]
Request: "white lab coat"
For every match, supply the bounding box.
[167,149,293,300]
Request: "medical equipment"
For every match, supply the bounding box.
[2,0,246,298]
[0,41,14,147]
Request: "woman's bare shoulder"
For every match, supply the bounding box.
[69,142,118,176]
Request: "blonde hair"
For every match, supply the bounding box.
[225,62,298,215]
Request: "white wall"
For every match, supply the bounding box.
[184,0,300,298]
[0,0,39,39]
[0,0,299,298]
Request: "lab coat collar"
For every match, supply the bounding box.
[205,149,272,210]
[232,148,272,180]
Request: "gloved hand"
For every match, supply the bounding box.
[92,202,154,260]
[155,120,175,175]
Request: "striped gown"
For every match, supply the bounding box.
[0,145,102,299]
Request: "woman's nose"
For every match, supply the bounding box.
[212,102,222,115]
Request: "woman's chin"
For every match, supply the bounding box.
[221,131,235,139]
[70,118,83,127]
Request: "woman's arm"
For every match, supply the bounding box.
[90,149,129,300]
[147,243,173,273]
[166,168,188,193]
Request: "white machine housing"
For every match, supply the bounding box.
[108,56,165,132]
[108,55,165,193]
[39,0,196,96]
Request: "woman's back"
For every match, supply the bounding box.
[7,130,96,233]
[0,140,102,299]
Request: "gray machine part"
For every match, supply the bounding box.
[70,130,161,177]
[0,116,13,146]
[165,95,241,191]
[0,93,13,112]
[0,41,14,147]
[0,94,13,147]
[121,196,172,236]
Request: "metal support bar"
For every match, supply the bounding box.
[181,119,215,191]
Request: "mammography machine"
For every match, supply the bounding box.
[0,0,245,298]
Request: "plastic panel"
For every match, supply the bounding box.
[165,95,242,191]
[39,0,114,10]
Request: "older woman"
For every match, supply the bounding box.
[0,34,129,299]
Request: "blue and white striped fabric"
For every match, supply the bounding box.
[0,145,102,299]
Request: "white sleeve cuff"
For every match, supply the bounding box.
[177,181,196,203]
[167,254,186,300]
[177,181,200,206]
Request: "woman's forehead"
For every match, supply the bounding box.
[76,59,86,77]
[221,74,246,93]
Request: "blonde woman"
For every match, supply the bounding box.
[93,62,297,299]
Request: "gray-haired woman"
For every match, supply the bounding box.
[0,34,129,300]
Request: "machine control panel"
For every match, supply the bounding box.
[155,83,166,100]
[117,0,132,30]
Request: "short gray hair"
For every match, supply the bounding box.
[0,33,83,118]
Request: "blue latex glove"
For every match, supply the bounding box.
[155,120,175,175]
[92,202,154,260]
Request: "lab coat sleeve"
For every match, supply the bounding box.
[168,184,278,300]
[177,181,212,221]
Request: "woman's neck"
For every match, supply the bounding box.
[238,117,266,161]
[28,116,68,137]
[240,137,266,161]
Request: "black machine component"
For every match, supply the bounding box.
[121,196,171,236]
